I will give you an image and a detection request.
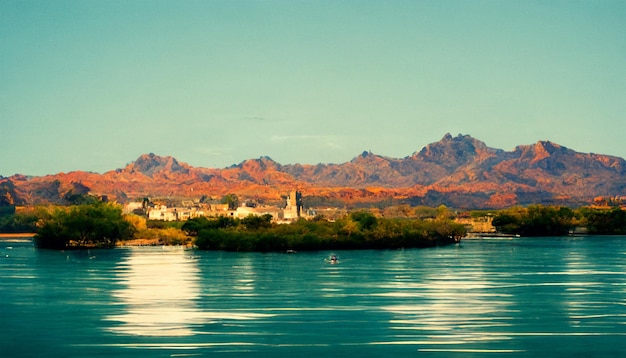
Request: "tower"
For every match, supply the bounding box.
[285,190,303,218]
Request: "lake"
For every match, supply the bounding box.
[2,236,626,357]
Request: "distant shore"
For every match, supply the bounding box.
[0,233,35,238]
[0,234,191,248]
[116,238,162,246]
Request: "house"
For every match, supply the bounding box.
[138,190,308,223]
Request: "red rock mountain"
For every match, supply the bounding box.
[2,134,625,209]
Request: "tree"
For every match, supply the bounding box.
[583,207,626,235]
[521,205,573,236]
[350,211,377,231]
[35,202,135,249]
[493,205,574,236]
[181,217,215,236]
[241,214,273,230]
[0,207,39,233]
[221,194,239,210]
[63,191,99,205]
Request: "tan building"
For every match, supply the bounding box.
[454,216,496,233]
[283,190,302,220]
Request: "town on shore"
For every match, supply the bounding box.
[1,189,625,251]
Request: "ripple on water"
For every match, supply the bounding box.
[3,239,626,356]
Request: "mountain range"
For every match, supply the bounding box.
[2,134,625,209]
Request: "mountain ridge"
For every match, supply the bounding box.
[2,134,625,209]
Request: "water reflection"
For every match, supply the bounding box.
[561,238,626,329]
[105,247,202,337]
[231,256,257,294]
[4,238,626,356]
[376,250,517,352]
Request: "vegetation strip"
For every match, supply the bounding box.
[1,200,625,251]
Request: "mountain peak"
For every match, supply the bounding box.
[512,140,571,164]
[414,133,494,168]
[442,132,454,141]
[128,153,189,177]
[350,150,389,165]
[236,156,281,171]
[5,133,626,209]
[353,150,374,160]
[535,140,563,153]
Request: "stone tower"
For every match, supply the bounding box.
[285,190,303,218]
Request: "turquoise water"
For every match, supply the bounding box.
[2,236,626,357]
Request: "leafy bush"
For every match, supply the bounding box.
[34,202,135,249]
[192,215,465,252]
[0,207,40,233]
[492,205,574,236]
[581,207,626,235]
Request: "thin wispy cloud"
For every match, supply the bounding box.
[270,135,342,149]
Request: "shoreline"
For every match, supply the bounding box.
[0,234,191,248]
[116,238,164,247]
[0,233,35,238]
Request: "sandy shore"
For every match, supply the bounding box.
[116,238,161,246]
[0,233,193,247]
[0,233,35,238]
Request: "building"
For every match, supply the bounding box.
[133,190,307,223]
[283,190,302,220]
[236,203,281,220]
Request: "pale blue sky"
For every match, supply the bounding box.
[1,0,625,176]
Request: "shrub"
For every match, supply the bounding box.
[35,202,135,249]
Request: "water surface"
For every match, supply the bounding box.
[2,236,626,357]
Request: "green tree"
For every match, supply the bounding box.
[492,210,523,234]
[193,212,465,252]
[350,211,378,231]
[493,205,574,236]
[221,194,239,210]
[0,208,39,233]
[63,192,99,205]
[583,207,626,235]
[413,206,439,219]
[35,202,135,249]
[521,205,574,236]
[182,217,216,236]
[241,214,273,230]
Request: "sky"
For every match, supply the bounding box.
[1,0,625,176]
